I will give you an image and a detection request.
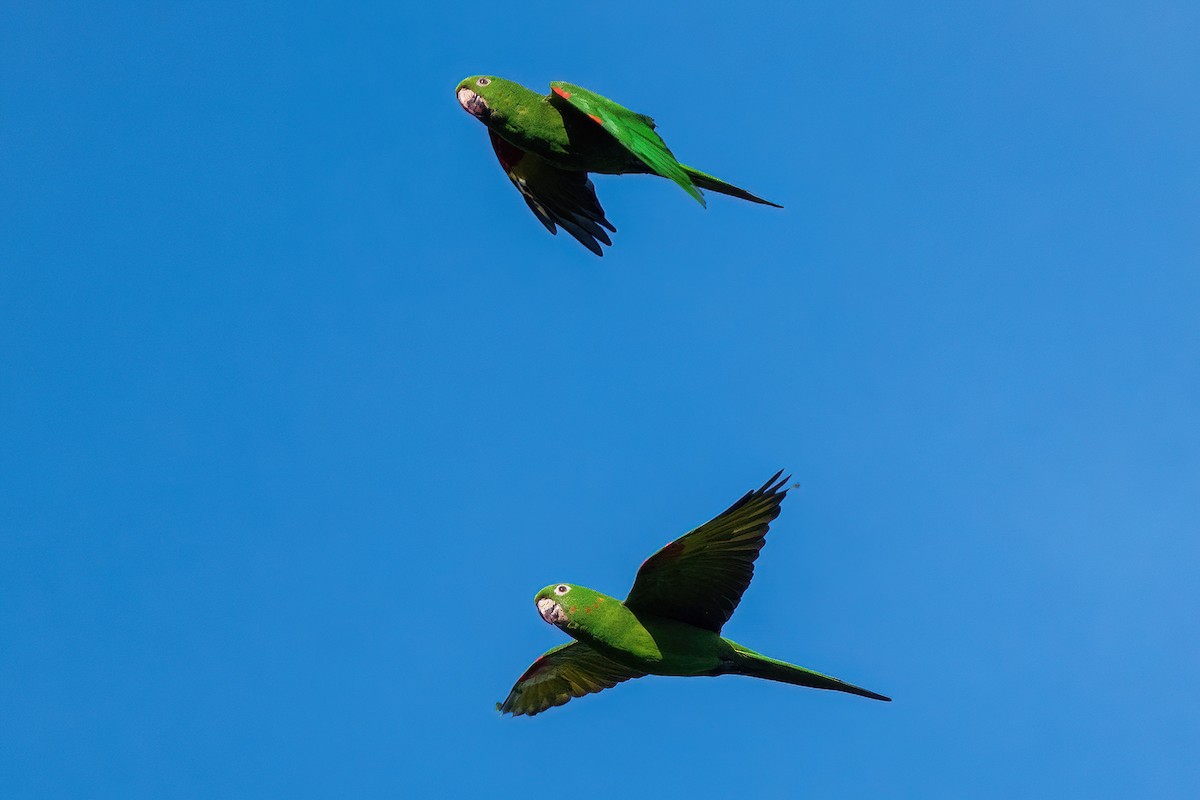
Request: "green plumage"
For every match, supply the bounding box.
[549,81,705,205]
[498,471,891,717]
[455,75,781,255]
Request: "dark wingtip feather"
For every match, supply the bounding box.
[759,469,789,495]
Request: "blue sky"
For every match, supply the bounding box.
[2,2,1198,796]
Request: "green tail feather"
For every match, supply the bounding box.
[730,644,890,701]
[682,165,782,208]
[614,123,703,206]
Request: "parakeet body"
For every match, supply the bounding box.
[498,472,891,716]
[455,76,781,254]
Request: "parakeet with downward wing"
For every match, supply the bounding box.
[455,76,781,255]
[498,471,890,716]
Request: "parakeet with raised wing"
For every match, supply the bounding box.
[455,76,781,255]
[498,471,890,716]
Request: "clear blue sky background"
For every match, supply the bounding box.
[3,2,1198,797]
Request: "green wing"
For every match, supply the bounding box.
[624,471,789,633]
[549,82,705,206]
[488,130,616,256]
[497,641,646,717]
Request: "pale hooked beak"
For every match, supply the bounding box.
[457,87,489,119]
[537,597,567,626]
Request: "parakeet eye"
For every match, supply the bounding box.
[554,584,570,595]
[477,77,490,87]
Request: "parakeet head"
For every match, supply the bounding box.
[455,76,529,123]
[534,583,611,631]
[456,76,495,120]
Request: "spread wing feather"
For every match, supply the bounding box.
[624,471,790,633]
[489,130,616,256]
[497,641,646,717]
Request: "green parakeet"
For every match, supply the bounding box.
[498,471,891,716]
[455,75,781,255]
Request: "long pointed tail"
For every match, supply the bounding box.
[730,643,891,701]
[681,165,783,208]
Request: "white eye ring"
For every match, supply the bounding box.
[477,77,490,86]
[554,584,570,595]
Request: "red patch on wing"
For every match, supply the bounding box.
[659,540,686,559]
[639,540,685,573]
[488,130,525,173]
[588,113,603,125]
[552,87,572,99]
[521,656,548,680]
